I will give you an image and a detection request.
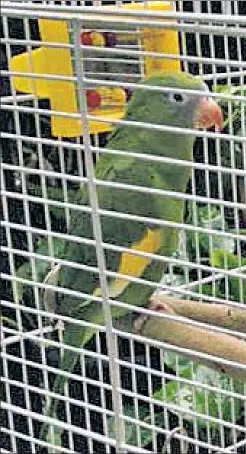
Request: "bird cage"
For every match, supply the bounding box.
[1,1,245,454]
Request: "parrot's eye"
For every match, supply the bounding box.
[168,93,188,104]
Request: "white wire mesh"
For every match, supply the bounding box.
[1,1,246,453]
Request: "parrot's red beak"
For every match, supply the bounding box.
[195,96,224,131]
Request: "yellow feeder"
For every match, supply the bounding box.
[10,1,181,137]
[123,1,180,76]
[10,20,81,137]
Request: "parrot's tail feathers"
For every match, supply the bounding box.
[39,324,88,444]
[39,364,73,443]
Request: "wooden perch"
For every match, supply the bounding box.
[150,295,246,334]
[134,297,246,383]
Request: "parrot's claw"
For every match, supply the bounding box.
[149,296,176,314]
[134,298,174,334]
[133,313,149,334]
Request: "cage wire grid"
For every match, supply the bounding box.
[0,1,246,453]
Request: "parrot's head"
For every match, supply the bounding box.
[126,72,223,133]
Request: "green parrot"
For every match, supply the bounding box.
[41,72,223,443]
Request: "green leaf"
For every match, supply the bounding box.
[159,273,187,296]
[46,426,63,453]
[154,365,244,431]
[213,84,246,134]
[0,316,18,328]
[163,352,191,375]
[213,85,230,94]
[211,248,246,302]
[199,284,224,299]
[108,403,153,448]
[185,204,234,261]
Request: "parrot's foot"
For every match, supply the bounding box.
[133,299,174,335]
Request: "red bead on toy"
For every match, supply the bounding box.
[86,90,101,109]
[104,32,117,47]
[80,32,93,46]
[125,88,133,102]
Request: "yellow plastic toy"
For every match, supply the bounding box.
[10,1,181,137]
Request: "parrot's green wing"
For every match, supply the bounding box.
[41,155,182,443]
[58,153,180,319]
